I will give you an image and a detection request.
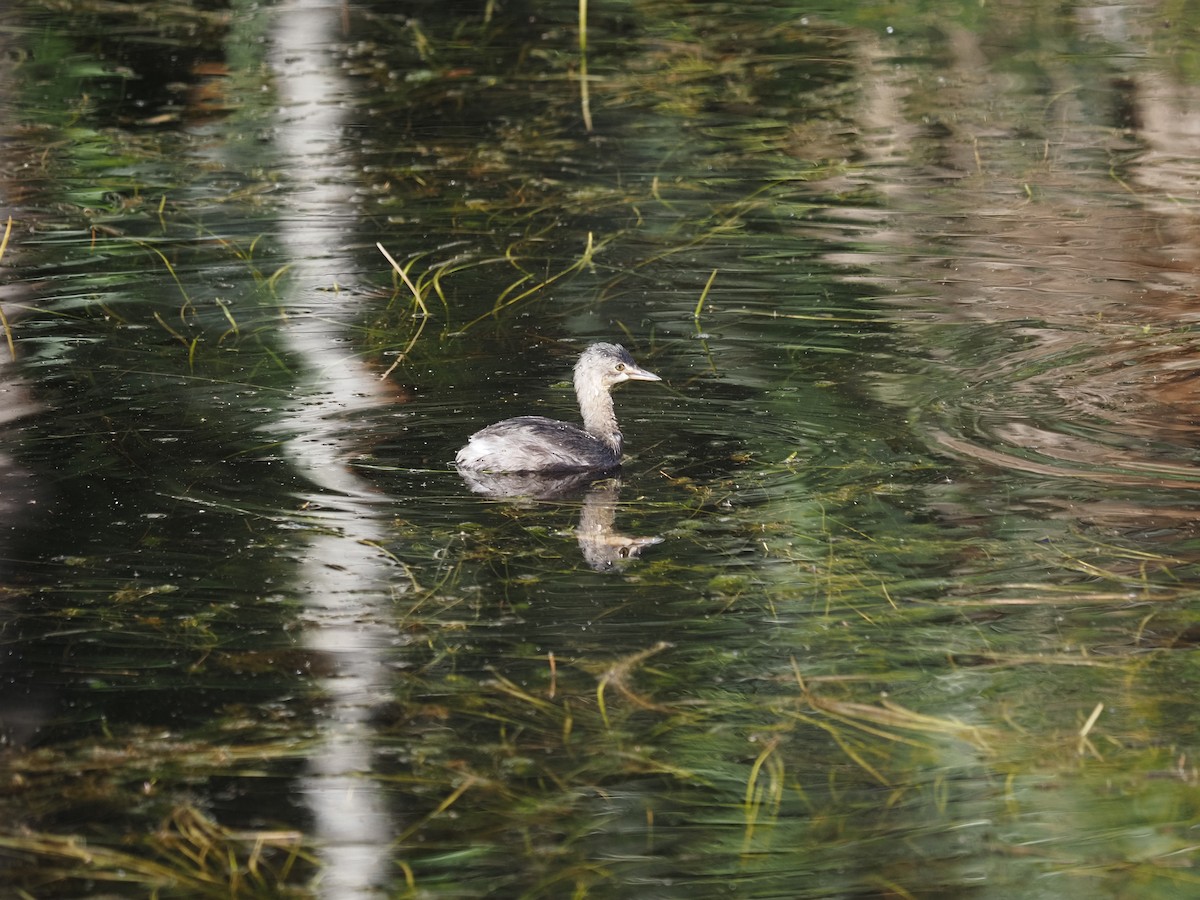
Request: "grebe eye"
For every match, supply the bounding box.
[615,363,625,371]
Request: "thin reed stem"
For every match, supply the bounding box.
[578,0,593,132]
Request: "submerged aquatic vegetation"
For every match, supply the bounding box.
[1,691,323,893]
[0,805,315,898]
[5,0,1200,897]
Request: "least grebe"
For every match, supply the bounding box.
[455,343,660,473]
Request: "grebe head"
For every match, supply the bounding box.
[575,342,661,390]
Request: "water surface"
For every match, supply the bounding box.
[2,1,1200,897]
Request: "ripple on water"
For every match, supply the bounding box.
[914,321,1200,492]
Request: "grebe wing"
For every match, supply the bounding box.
[456,416,617,473]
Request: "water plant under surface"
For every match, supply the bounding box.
[2,0,1200,897]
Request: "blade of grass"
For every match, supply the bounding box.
[377,242,432,379]
[578,0,593,132]
[0,216,13,360]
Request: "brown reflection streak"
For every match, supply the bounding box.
[932,430,1200,490]
[836,15,1200,505]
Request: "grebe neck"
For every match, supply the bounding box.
[576,372,621,453]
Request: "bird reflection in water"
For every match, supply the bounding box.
[457,470,662,573]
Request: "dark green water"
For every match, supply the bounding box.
[2,1,1200,897]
